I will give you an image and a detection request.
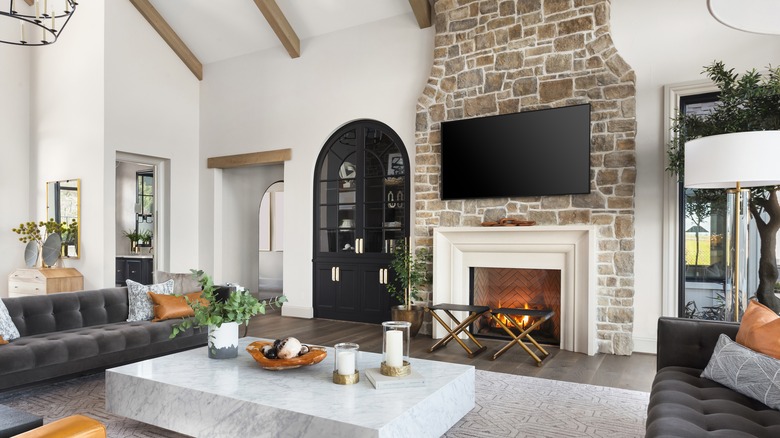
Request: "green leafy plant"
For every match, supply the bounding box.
[386,242,431,309]
[12,219,71,245]
[122,229,141,243]
[170,269,287,338]
[139,230,153,245]
[667,61,780,312]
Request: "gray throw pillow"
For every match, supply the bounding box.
[701,333,780,409]
[153,271,202,295]
[126,279,174,322]
[0,299,20,342]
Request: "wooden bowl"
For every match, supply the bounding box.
[246,340,327,370]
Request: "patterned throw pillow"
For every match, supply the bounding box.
[702,333,780,410]
[0,299,20,343]
[126,279,174,322]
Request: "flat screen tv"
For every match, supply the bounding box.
[440,103,591,200]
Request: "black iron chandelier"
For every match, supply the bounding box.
[1,0,77,46]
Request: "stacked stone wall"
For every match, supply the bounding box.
[414,0,636,354]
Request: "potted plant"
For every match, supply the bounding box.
[171,270,286,358]
[122,229,141,253]
[386,241,431,337]
[12,219,68,267]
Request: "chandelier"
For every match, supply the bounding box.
[1,0,77,46]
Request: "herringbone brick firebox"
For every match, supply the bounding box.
[471,268,561,344]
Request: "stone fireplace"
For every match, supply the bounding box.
[414,0,636,355]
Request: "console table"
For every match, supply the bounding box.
[107,337,475,437]
[7,267,83,297]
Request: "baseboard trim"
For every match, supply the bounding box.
[632,335,657,354]
[281,305,313,319]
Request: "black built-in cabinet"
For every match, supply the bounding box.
[116,257,153,286]
[313,120,410,324]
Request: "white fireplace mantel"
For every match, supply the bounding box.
[431,226,597,355]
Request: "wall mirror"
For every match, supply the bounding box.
[46,178,81,258]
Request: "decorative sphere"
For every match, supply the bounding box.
[277,337,302,359]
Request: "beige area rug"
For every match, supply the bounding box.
[0,370,648,437]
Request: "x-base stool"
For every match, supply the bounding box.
[490,307,554,366]
[426,304,491,358]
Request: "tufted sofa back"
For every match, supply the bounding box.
[3,288,129,337]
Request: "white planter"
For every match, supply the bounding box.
[208,322,239,359]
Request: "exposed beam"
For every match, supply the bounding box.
[408,0,432,29]
[207,149,292,169]
[24,0,33,6]
[253,0,300,58]
[128,0,203,81]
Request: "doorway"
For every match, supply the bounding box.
[258,181,284,300]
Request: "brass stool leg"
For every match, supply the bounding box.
[426,308,459,352]
[491,313,549,366]
[426,308,487,358]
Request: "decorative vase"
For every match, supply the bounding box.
[390,305,424,337]
[208,322,239,359]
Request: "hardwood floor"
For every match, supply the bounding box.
[246,312,656,392]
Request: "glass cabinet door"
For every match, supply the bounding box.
[315,121,409,256]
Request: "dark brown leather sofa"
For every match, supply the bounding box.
[646,317,780,437]
[0,287,206,393]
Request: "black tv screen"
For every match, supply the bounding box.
[440,104,591,200]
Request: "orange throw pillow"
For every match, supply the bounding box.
[148,291,203,322]
[736,299,780,359]
[0,336,7,345]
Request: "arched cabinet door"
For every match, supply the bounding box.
[313,120,410,324]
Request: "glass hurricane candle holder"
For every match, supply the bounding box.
[381,321,411,376]
[333,342,360,385]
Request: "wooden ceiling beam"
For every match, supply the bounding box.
[408,0,432,29]
[207,149,292,169]
[128,0,203,81]
[24,0,34,6]
[253,0,300,58]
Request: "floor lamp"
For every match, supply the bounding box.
[685,131,780,321]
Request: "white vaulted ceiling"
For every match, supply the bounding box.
[148,0,417,64]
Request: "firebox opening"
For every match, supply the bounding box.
[469,267,561,346]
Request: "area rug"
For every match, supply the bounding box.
[0,370,648,437]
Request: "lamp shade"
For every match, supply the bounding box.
[684,131,780,189]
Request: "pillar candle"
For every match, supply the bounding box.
[385,330,403,367]
[336,351,355,375]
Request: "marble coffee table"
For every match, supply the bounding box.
[106,337,475,437]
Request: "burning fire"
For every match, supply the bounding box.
[492,302,531,330]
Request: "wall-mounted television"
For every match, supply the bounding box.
[440,103,591,200]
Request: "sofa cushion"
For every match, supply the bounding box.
[646,366,780,437]
[126,279,174,322]
[148,292,202,321]
[736,300,780,360]
[0,299,20,343]
[702,333,780,410]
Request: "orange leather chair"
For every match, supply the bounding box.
[14,415,106,438]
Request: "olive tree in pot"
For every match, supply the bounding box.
[667,61,780,313]
[387,242,431,337]
[171,270,287,358]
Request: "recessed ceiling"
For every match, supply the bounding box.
[148,0,415,64]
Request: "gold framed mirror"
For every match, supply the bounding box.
[46,178,81,258]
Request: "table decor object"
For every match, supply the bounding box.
[381,321,411,376]
[333,342,359,384]
[246,340,327,370]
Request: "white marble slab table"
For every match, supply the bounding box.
[106,337,475,437]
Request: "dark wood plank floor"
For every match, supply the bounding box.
[246,312,656,392]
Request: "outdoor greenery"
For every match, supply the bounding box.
[386,242,431,309]
[170,270,287,338]
[667,61,780,312]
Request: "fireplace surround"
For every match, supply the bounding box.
[432,226,597,355]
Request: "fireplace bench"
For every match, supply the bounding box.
[490,307,554,366]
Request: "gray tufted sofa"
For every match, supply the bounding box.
[646,317,780,437]
[0,287,206,393]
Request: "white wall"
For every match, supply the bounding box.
[611,0,780,352]
[105,0,200,280]
[0,45,30,297]
[199,13,434,317]
[30,1,105,289]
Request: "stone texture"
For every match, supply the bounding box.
[413,0,636,355]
